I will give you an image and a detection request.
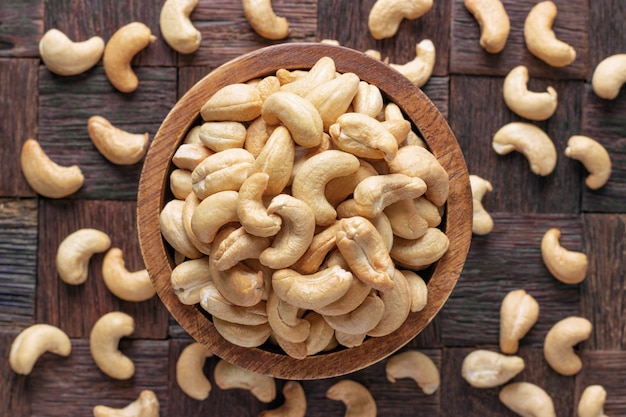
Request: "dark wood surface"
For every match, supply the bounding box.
[1,0,625,415]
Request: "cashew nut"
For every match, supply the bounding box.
[266,290,311,343]
[272,333,308,360]
[160,199,203,259]
[181,193,213,255]
[389,39,436,88]
[400,269,428,312]
[20,138,84,198]
[190,190,239,243]
[543,316,592,376]
[201,83,263,122]
[170,257,212,305]
[90,311,135,380]
[39,29,104,76]
[541,228,588,284]
[244,117,274,157]
[214,359,276,403]
[170,169,193,200]
[469,174,494,235]
[592,54,626,99]
[352,174,427,218]
[367,269,411,337]
[242,0,289,40]
[352,81,384,118]
[291,220,346,275]
[261,91,324,148]
[578,385,608,417]
[303,311,335,356]
[386,350,440,395]
[280,56,336,98]
[102,247,155,302]
[191,148,254,199]
[323,293,385,335]
[383,198,428,240]
[368,0,433,40]
[93,390,159,417]
[492,122,557,176]
[315,263,372,316]
[199,281,267,325]
[253,75,282,102]
[103,22,156,93]
[9,324,72,375]
[523,1,576,67]
[565,135,612,190]
[461,350,525,388]
[329,112,398,162]
[326,379,377,417]
[414,196,442,227]
[211,226,270,271]
[184,125,202,144]
[176,342,213,400]
[56,228,111,285]
[390,227,449,270]
[198,121,247,152]
[248,125,295,195]
[335,331,367,348]
[464,0,510,53]
[305,72,361,129]
[336,200,394,252]
[500,289,539,354]
[503,66,558,121]
[259,381,307,417]
[87,115,150,165]
[499,382,556,417]
[236,173,282,237]
[213,317,272,348]
[159,0,201,54]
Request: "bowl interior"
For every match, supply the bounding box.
[137,42,472,380]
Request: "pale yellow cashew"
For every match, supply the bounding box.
[543,316,592,376]
[368,0,433,40]
[291,220,346,275]
[464,0,510,53]
[352,81,384,118]
[176,342,213,400]
[541,228,588,284]
[492,122,557,176]
[325,160,378,208]
[237,173,282,237]
[381,119,412,145]
[503,66,558,121]
[592,54,626,99]
[172,144,211,171]
[211,226,270,271]
[87,116,150,165]
[500,289,539,354]
[329,112,399,162]
[389,39,436,88]
[578,385,608,417]
[461,350,525,388]
[272,333,308,360]
[191,148,254,199]
[367,269,411,337]
[469,174,494,235]
[327,380,377,417]
[248,126,295,195]
[244,117,274,157]
[159,0,201,54]
[102,248,155,302]
[170,257,212,305]
[323,293,385,335]
[170,169,192,200]
[386,350,440,395]
[39,29,104,76]
[214,359,277,403]
[253,75,282,102]
[201,83,263,122]
[242,0,289,40]
[93,390,159,417]
[20,138,84,199]
[266,290,311,344]
[523,1,576,67]
[400,269,428,312]
[303,311,335,356]
[390,227,450,270]
[56,228,111,285]
[314,270,372,316]
[160,199,203,259]
[565,135,612,190]
[261,91,324,148]
[184,125,202,144]
[383,198,429,240]
[90,311,135,380]
[352,174,427,218]
[414,196,442,227]
[190,190,239,244]
[213,317,272,348]
[280,56,336,97]
[181,193,213,255]
[103,22,156,93]
[305,72,361,129]
[9,324,71,375]
[499,382,556,417]
[199,282,267,325]
[259,381,307,417]
[335,331,367,348]
[198,121,247,152]
[336,200,394,252]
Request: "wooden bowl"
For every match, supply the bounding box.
[137,42,472,380]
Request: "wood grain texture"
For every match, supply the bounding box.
[450,0,589,79]
[576,351,626,417]
[588,0,626,79]
[422,76,449,120]
[0,0,43,57]
[36,199,169,339]
[0,330,29,416]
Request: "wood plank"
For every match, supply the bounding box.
[0,330,30,416]
[36,199,169,339]
[422,77,449,121]
[588,0,626,80]
[576,351,626,417]
[450,0,589,79]
[0,0,43,57]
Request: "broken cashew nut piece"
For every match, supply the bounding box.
[500,289,540,354]
[326,379,377,417]
[386,350,440,394]
[592,54,626,100]
[578,385,608,417]
[159,0,201,54]
[492,122,557,176]
[461,350,525,388]
[259,380,307,417]
[541,227,588,284]
[499,382,556,417]
[20,138,84,198]
[214,359,276,403]
[464,0,510,53]
[39,29,105,76]
[90,311,135,380]
[503,65,558,121]
[543,316,592,376]
[102,247,155,302]
[524,1,576,67]
[565,135,612,190]
[56,228,111,285]
[469,174,494,235]
[87,116,150,165]
[389,39,436,88]
[176,342,213,400]
[9,324,72,375]
[243,0,289,40]
[368,0,433,40]
[93,390,159,417]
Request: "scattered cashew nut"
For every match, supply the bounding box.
[464,0,510,53]
[541,227,588,284]
[56,228,111,285]
[469,174,494,235]
[214,359,277,403]
[500,289,540,354]
[39,28,104,76]
[89,311,135,380]
[326,379,377,417]
[386,350,440,395]
[592,54,626,100]
[368,0,433,40]
[543,316,592,376]
[499,382,556,417]
[389,39,436,88]
[102,247,155,302]
[524,1,576,67]
[87,115,149,165]
[503,65,558,121]
[461,349,525,388]
[492,122,557,176]
[93,390,159,417]
[259,381,307,417]
[176,342,213,400]
[578,385,608,417]
[565,135,612,190]
[9,324,72,375]
[243,0,289,40]
[159,0,201,54]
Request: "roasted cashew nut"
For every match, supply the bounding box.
[492,122,557,176]
[170,257,212,305]
[461,350,525,388]
[500,289,539,354]
[503,66,558,121]
[541,228,588,284]
[243,0,289,40]
[159,0,201,54]
[389,39,436,88]
[39,29,104,76]
[565,135,612,190]
[326,379,377,417]
[261,91,324,148]
[9,324,72,375]
[214,359,277,403]
[20,138,84,198]
[523,1,576,67]
[259,381,307,417]
[102,247,155,302]
[386,350,440,395]
[578,385,608,417]
[368,0,433,40]
[499,382,556,417]
[176,342,213,400]
[199,282,268,325]
[464,0,510,53]
[56,228,111,285]
[469,174,494,235]
[90,311,135,380]
[93,390,159,417]
[543,316,592,376]
[87,115,149,165]
[592,54,626,100]
[103,22,156,93]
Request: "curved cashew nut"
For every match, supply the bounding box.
[237,173,282,237]
[291,220,345,275]
[181,193,213,255]
[160,199,203,259]
[492,122,557,176]
[400,269,428,312]
[390,227,450,270]
[169,169,193,200]
[499,382,556,417]
[9,324,71,375]
[367,269,411,337]
[368,0,433,40]
[191,148,254,199]
[305,72,361,129]
[303,311,335,356]
[503,66,558,121]
[253,75,282,102]
[170,257,212,305]
[386,350,440,394]
[329,113,399,162]
[578,385,608,417]
[198,121,247,152]
[464,0,510,53]
[335,331,367,348]
[326,159,377,209]
[326,380,377,417]
[470,174,494,235]
[414,197,442,227]
[248,126,295,196]
[353,174,427,218]
[87,115,149,165]
[389,39,436,88]
[543,316,592,376]
[541,228,588,284]
[244,117,274,157]
[352,81,384,119]
[461,350,525,388]
[242,0,289,40]
[336,200,394,252]
[201,83,263,122]
[212,317,272,348]
[523,1,576,67]
[103,22,156,93]
[315,264,372,316]
[266,290,311,343]
[214,359,277,403]
[259,381,307,417]
[20,138,84,198]
[271,333,308,360]
[90,311,135,380]
[159,0,201,54]
[102,247,155,302]
[592,54,626,100]
[500,289,539,354]
[323,293,385,335]
[56,228,111,285]
[212,226,270,271]
[199,282,267,325]
[190,190,239,243]
[280,56,336,97]
[384,198,429,240]
[93,390,159,417]
[261,91,324,148]
[39,29,104,76]
[565,135,612,190]
[175,342,213,400]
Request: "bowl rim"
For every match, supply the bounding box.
[137,42,472,380]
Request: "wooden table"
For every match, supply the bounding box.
[1,0,624,415]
